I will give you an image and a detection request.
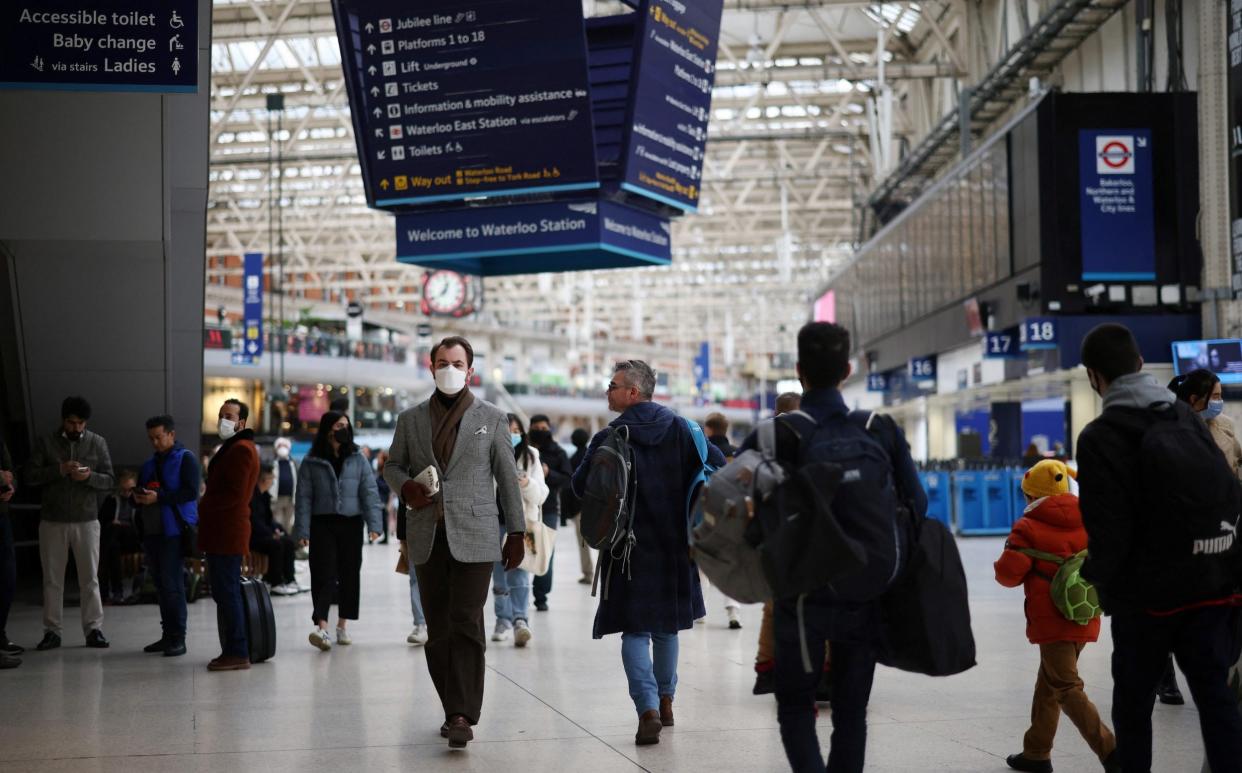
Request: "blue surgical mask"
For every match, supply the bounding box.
[511,433,522,448]
[1202,399,1225,421]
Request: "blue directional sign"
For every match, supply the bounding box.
[1079,129,1156,281]
[694,341,710,396]
[621,0,724,213]
[0,1,198,93]
[395,198,671,275]
[984,327,1023,359]
[1020,317,1059,351]
[333,0,599,208]
[233,252,263,366]
[867,373,888,392]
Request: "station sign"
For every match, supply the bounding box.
[1078,128,1156,281]
[395,199,671,276]
[1019,317,1058,351]
[866,373,888,392]
[908,355,937,381]
[0,1,198,93]
[333,0,599,208]
[620,0,724,213]
[983,327,1023,359]
[233,252,263,366]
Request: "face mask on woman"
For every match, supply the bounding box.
[1202,399,1225,421]
[333,427,352,446]
[510,433,523,448]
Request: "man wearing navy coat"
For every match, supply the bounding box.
[571,359,725,746]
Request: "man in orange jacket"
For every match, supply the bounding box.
[995,459,1118,773]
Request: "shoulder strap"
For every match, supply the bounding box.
[1012,546,1066,565]
[684,418,709,466]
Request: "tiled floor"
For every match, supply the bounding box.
[0,534,1212,772]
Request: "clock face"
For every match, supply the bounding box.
[424,270,468,315]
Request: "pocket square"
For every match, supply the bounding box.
[475,426,488,435]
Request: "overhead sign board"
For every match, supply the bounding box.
[395,199,670,276]
[0,0,198,93]
[908,355,937,381]
[984,327,1023,359]
[234,252,263,366]
[866,373,888,392]
[1019,317,1058,351]
[1078,128,1156,281]
[620,0,724,213]
[333,0,599,208]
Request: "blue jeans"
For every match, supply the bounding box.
[491,561,531,624]
[621,632,679,715]
[143,535,186,641]
[207,554,247,658]
[409,567,425,626]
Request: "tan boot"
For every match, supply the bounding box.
[635,709,663,745]
[659,695,674,727]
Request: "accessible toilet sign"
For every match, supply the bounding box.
[333,0,599,208]
[0,1,198,92]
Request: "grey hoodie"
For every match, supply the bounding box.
[1101,372,1174,412]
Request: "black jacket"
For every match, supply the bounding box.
[249,487,278,544]
[562,444,588,518]
[533,439,572,525]
[1078,400,1240,614]
[707,434,736,460]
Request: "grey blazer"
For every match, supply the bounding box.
[383,396,524,564]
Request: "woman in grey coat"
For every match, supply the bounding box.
[294,411,382,651]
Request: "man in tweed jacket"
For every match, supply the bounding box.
[385,336,524,750]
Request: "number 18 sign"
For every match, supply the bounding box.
[1020,317,1058,351]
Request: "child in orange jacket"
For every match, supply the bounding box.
[994,459,1119,773]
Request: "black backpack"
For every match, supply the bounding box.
[759,410,908,603]
[577,426,637,596]
[1130,402,1242,563]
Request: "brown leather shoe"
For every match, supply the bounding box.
[446,715,473,749]
[439,721,449,739]
[207,655,251,672]
[635,709,662,745]
[659,695,674,727]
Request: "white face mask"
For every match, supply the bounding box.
[275,445,289,459]
[218,418,238,440]
[434,365,468,395]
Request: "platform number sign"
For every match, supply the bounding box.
[866,373,888,392]
[909,356,936,381]
[1020,317,1058,351]
[984,327,1022,359]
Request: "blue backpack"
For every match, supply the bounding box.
[684,418,720,518]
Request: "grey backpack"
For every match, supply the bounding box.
[689,419,787,604]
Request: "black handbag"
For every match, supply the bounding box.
[153,454,199,558]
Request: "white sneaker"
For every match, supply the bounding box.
[336,627,352,646]
[513,619,532,648]
[271,583,295,596]
[407,625,428,645]
[309,628,332,651]
[726,605,742,630]
[491,621,512,642]
[294,581,311,594]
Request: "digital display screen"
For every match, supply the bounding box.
[1172,339,1242,384]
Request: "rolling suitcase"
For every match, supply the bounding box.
[219,576,277,662]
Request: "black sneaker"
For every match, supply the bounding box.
[752,669,775,695]
[535,602,548,612]
[1005,753,1053,772]
[163,640,187,657]
[85,630,110,649]
[144,639,168,654]
[35,632,61,651]
[0,652,20,669]
[0,638,24,656]
[1157,678,1185,705]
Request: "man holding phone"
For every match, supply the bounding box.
[26,396,115,651]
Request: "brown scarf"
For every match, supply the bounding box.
[428,386,475,469]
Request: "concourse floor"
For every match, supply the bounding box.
[0,532,1211,772]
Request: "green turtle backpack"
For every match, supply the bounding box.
[1014,546,1102,625]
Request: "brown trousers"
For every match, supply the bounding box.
[1023,641,1117,762]
[415,526,494,725]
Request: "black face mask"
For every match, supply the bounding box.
[333,428,352,446]
[528,429,552,447]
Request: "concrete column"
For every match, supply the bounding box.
[1199,0,1236,335]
